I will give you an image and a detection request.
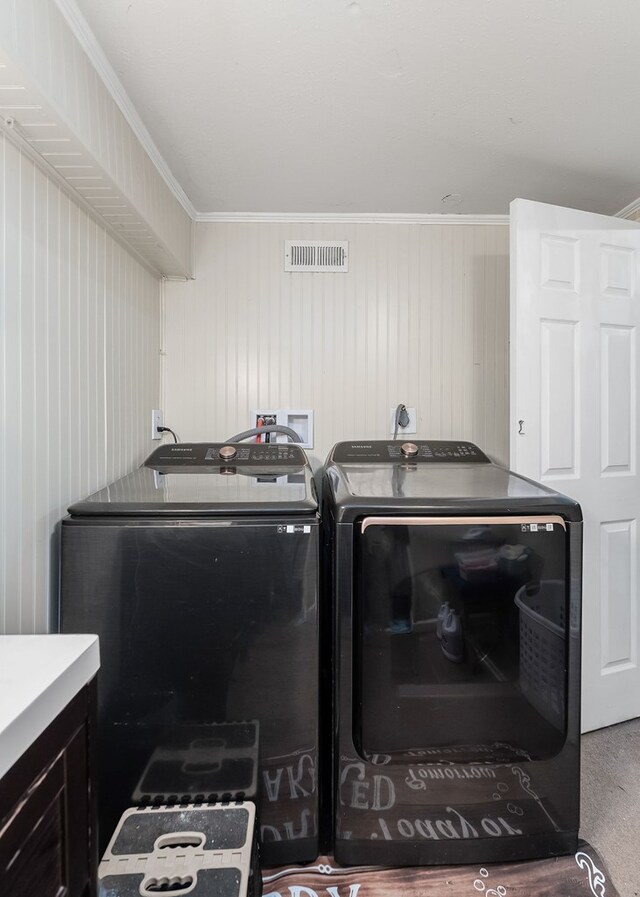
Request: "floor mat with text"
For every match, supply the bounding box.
[263,841,616,897]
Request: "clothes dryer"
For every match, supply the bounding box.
[323,440,581,866]
[60,441,320,866]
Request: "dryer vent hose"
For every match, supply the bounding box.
[225,424,303,443]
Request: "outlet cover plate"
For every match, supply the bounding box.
[389,406,417,435]
[151,409,163,440]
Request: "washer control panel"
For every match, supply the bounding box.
[145,442,307,469]
[332,440,490,464]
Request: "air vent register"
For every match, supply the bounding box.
[284,240,349,272]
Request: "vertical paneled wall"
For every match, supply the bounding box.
[0,133,160,633]
[163,221,509,468]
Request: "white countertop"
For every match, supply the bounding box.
[0,634,100,780]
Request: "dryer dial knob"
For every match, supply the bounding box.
[401,442,419,457]
[219,445,237,461]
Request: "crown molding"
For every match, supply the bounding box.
[195,212,510,226]
[616,197,640,220]
[53,0,197,221]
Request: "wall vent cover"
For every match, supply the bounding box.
[284,240,349,272]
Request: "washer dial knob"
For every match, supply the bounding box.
[218,445,237,461]
[401,442,419,457]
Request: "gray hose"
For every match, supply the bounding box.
[225,424,303,443]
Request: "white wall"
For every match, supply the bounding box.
[0,132,161,633]
[163,220,509,469]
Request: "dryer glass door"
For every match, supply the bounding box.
[354,515,570,765]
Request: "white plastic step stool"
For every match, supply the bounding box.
[98,802,258,896]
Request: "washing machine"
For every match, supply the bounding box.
[60,441,320,866]
[323,439,582,866]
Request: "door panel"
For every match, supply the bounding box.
[600,519,636,672]
[510,198,640,730]
[600,325,635,474]
[540,319,579,478]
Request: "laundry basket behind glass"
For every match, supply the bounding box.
[515,580,567,729]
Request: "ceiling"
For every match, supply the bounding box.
[72,0,640,217]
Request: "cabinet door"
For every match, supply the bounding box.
[0,685,96,897]
[0,754,68,896]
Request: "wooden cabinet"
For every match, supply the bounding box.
[0,681,97,897]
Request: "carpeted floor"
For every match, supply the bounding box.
[581,717,640,897]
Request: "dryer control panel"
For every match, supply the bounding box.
[145,442,307,469]
[331,440,490,464]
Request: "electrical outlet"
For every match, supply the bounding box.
[151,409,163,440]
[389,406,417,435]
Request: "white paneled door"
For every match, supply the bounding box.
[510,198,640,732]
